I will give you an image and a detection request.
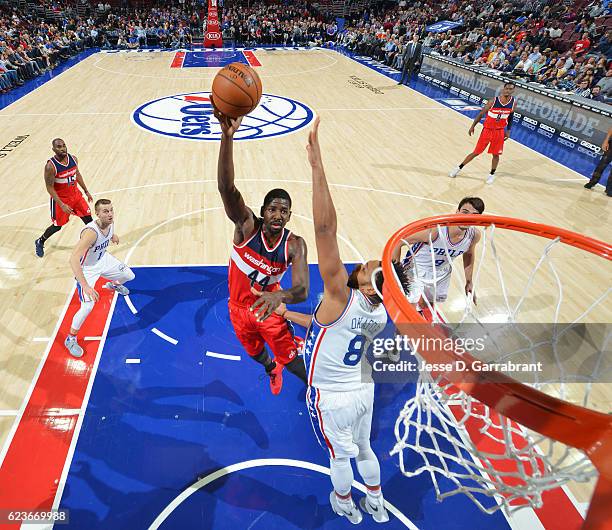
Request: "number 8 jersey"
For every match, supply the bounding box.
[304,289,388,391]
[228,219,291,307]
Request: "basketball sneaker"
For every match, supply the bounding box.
[34,238,44,258]
[360,495,390,523]
[486,173,496,184]
[104,282,130,295]
[268,362,283,395]
[330,492,362,524]
[449,166,461,178]
[65,335,83,358]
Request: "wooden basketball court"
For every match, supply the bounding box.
[0,48,609,522]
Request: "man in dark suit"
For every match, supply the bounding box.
[398,33,423,85]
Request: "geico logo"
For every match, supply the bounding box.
[560,131,579,142]
[450,87,459,93]
[537,128,553,138]
[557,137,576,149]
[514,112,522,119]
[523,117,538,125]
[580,140,600,152]
[539,124,555,133]
[522,122,536,130]
[577,146,599,158]
[207,32,221,39]
[460,90,469,96]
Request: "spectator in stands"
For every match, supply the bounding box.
[573,32,591,54]
[595,68,612,98]
[589,85,605,101]
[575,79,592,97]
[594,29,612,57]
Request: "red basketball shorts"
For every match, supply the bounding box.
[228,301,299,365]
[473,127,505,156]
[51,192,91,226]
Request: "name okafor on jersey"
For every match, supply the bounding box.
[304,289,387,392]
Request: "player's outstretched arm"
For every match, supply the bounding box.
[213,103,255,242]
[275,303,312,328]
[307,116,349,301]
[469,100,493,135]
[462,230,481,304]
[73,155,93,202]
[69,229,99,302]
[390,229,436,262]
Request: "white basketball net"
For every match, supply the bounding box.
[390,222,611,516]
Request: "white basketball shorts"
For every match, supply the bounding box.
[77,253,132,302]
[306,383,374,459]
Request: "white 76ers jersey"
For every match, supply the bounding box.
[80,221,113,268]
[304,289,388,391]
[403,226,475,279]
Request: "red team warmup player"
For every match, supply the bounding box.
[214,104,310,395]
[35,138,94,257]
[449,82,516,184]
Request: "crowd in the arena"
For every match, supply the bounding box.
[0,0,610,102]
[337,0,612,102]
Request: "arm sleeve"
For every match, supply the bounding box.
[506,111,514,131]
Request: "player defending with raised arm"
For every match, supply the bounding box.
[449,82,516,184]
[66,199,135,358]
[214,105,310,395]
[303,117,409,524]
[392,197,484,310]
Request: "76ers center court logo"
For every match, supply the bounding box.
[132,92,314,141]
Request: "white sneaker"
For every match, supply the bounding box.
[65,336,83,358]
[104,282,130,295]
[486,173,496,184]
[449,165,461,178]
[360,495,390,523]
[330,491,362,525]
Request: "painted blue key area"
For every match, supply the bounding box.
[58,265,510,530]
[182,50,249,68]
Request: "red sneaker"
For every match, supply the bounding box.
[269,362,284,395]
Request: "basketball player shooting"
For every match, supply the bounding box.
[213,103,310,395]
[449,82,516,184]
[392,197,484,310]
[294,116,409,524]
[35,138,94,258]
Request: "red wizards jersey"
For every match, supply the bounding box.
[50,154,78,196]
[229,220,291,307]
[483,96,515,130]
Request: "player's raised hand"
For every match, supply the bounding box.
[306,116,322,167]
[60,202,75,214]
[111,234,119,245]
[84,285,99,302]
[250,286,284,322]
[211,95,243,137]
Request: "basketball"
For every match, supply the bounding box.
[211,62,262,119]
